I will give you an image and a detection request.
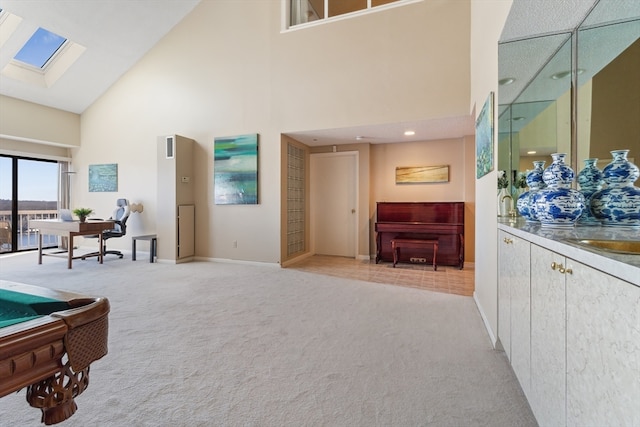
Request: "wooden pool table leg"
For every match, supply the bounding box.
[27,362,90,425]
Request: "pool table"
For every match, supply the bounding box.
[0,280,110,425]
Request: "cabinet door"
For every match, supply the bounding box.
[498,231,531,395]
[498,230,512,359]
[566,261,640,426]
[530,244,566,427]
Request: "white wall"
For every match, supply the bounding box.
[371,139,467,202]
[73,0,474,263]
[0,95,80,148]
[470,0,513,346]
[0,137,70,161]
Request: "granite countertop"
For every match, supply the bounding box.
[498,218,640,287]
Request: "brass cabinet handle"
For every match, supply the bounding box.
[551,261,573,274]
[503,237,513,244]
[562,267,573,275]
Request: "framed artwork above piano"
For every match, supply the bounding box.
[375,201,464,269]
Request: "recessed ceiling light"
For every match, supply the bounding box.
[355,136,364,140]
[551,68,585,80]
[404,130,415,136]
[499,77,515,85]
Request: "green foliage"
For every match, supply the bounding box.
[514,172,527,189]
[72,208,93,218]
[497,171,509,189]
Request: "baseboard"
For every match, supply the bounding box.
[473,291,498,349]
[195,256,280,268]
[281,252,313,268]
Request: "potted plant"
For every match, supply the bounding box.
[72,207,93,223]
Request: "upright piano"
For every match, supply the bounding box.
[375,202,464,269]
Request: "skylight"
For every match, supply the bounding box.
[14,27,66,68]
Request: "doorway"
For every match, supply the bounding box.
[310,151,358,258]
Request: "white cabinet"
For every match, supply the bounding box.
[497,231,511,359]
[566,261,640,426]
[530,244,567,427]
[498,230,531,396]
[498,228,640,427]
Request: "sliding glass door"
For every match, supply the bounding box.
[0,155,61,253]
[0,156,12,253]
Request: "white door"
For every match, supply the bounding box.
[310,152,358,257]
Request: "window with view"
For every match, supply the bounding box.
[0,156,61,253]
[290,0,406,27]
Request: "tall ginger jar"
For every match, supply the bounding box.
[534,153,585,227]
[516,160,546,222]
[591,149,640,227]
[577,158,604,226]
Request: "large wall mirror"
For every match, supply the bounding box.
[498,0,640,192]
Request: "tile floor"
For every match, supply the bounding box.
[287,255,475,296]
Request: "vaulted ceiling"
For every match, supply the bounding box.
[0,0,200,114]
[0,1,610,146]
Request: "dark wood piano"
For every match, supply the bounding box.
[375,202,464,269]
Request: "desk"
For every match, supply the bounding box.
[29,220,114,269]
[0,280,109,425]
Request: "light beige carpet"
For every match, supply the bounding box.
[0,251,537,426]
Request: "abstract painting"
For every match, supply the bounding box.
[476,92,494,179]
[88,163,118,192]
[214,134,258,205]
[396,165,449,184]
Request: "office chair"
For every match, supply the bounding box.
[82,198,130,260]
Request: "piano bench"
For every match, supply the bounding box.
[391,238,438,271]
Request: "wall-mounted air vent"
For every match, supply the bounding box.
[166,136,174,159]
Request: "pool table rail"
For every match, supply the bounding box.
[0,281,110,425]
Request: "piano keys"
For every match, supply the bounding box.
[375,201,464,269]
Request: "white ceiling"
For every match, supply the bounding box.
[497,0,639,108]
[0,0,200,114]
[498,0,639,156]
[0,0,627,147]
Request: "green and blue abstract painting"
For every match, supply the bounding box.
[214,134,258,205]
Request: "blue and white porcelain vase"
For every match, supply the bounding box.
[534,153,585,227]
[516,160,546,222]
[591,149,640,228]
[577,158,604,226]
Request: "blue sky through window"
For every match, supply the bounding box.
[14,27,66,68]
